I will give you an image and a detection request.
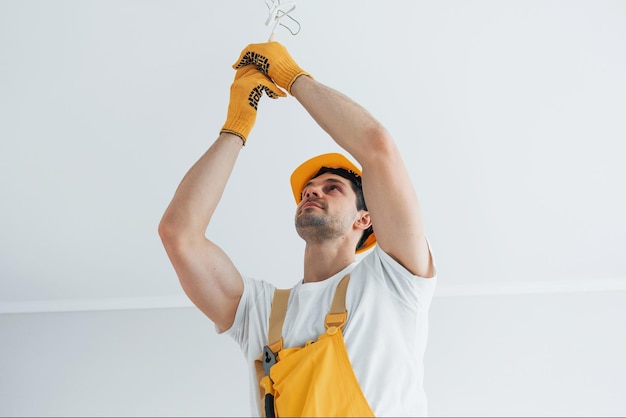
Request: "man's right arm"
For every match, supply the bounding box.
[159,133,245,332]
[158,64,285,332]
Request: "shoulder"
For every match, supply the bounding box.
[359,244,437,279]
[220,276,276,337]
[351,245,437,306]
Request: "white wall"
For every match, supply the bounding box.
[1,1,625,415]
[0,307,249,417]
[426,290,626,417]
[2,289,625,417]
[2,0,625,304]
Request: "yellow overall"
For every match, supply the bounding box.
[254,275,375,417]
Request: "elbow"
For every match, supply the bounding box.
[158,212,205,254]
[158,217,176,250]
[158,214,185,250]
[158,217,172,243]
[361,124,397,163]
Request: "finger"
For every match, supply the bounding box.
[263,84,287,99]
[232,45,270,75]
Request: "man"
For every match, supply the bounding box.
[159,42,436,416]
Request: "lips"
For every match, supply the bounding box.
[300,199,325,212]
[302,201,322,209]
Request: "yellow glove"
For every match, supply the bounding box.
[232,41,312,95]
[220,65,286,145]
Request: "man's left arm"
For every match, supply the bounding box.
[291,76,434,278]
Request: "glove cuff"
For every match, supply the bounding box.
[272,60,313,94]
[219,127,248,145]
[221,104,256,145]
[287,72,313,95]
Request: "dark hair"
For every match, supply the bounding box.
[312,167,374,251]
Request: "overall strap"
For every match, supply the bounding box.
[256,288,290,395]
[255,288,291,418]
[267,288,291,347]
[325,274,351,329]
[268,274,351,341]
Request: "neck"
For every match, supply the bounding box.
[302,240,356,283]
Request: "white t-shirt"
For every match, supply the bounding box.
[223,245,437,417]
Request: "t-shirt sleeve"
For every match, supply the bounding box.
[220,275,275,357]
[360,242,437,311]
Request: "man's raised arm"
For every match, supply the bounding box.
[158,66,286,331]
[290,76,434,278]
[230,40,432,276]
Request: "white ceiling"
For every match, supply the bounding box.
[1,0,625,311]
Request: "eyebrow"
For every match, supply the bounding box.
[304,177,348,189]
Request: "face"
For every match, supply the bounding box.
[294,173,363,245]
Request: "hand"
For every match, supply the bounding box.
[220,65,286,145]
[232,41,312,94]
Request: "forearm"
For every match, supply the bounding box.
[292,74,432,276]
[290,76,392,165]
[163,62,284,239]
[159,133,243,242]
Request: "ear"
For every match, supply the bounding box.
[353,211,372,231]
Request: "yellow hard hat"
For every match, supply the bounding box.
[290,153,376,254]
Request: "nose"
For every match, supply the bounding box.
[303,186,321,200]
